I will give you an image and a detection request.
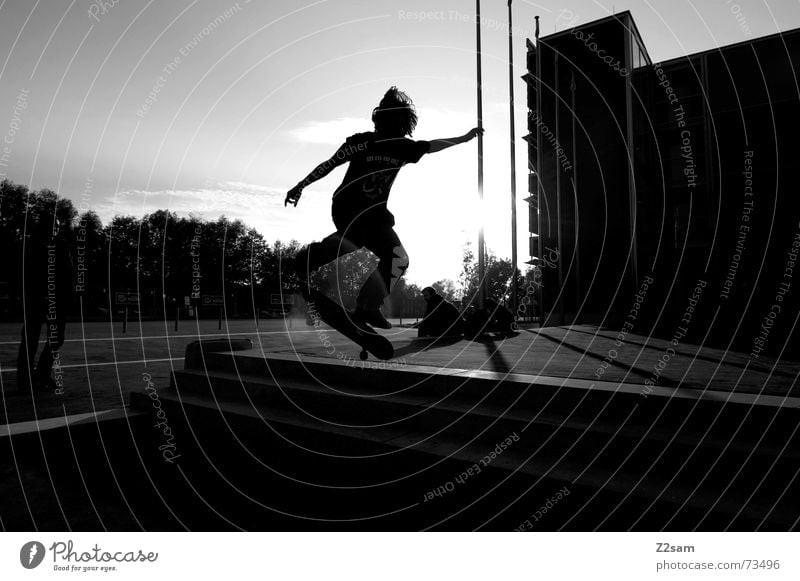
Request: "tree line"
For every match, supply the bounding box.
[0,179,536,320]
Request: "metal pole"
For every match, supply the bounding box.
[508,0,518,317]
[571,70,580,304]
[555,53,565,326]
[624,25,639,292]
[476,0,486,308]
[535,16,544,326]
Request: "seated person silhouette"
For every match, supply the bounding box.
[463,297,517,338]
[418,286,463,338]
[286,86,483,329]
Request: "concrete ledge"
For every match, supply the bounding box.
[183,337,253,370]
[0,408,144,438]
[170,367,800,459]
[131,390,798,528]
[207,349,800,411]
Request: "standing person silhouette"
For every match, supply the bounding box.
[16,209,73,393]
[286,86,482,329]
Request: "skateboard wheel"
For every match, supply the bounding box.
[359,350,368,361]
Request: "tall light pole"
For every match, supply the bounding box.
[555,52,565,325]
[535,15,544,325]
[571,70,581,304]
[476,0,486,307]
[508,0,519,316]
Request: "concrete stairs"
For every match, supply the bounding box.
[129,347,800,530]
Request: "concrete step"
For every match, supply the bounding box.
[136,367,800,528]
[0,408,142,438]
[169,366,800,510]
[194,350,800,444]
[172,367,799,462]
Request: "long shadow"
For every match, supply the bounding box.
[567,326,799,378]
[475,336,512,374]
[529,328,677,386]
[531,329,755,397]
[392,332,519,375]
[392,336,463,358]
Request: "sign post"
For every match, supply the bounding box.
[114,291,139,334]
[202,295,225,330]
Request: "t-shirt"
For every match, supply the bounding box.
[331,132,430,229]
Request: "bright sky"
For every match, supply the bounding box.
[1,0,798,285]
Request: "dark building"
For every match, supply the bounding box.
[525,12,800,355]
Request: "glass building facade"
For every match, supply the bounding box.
[526,12,800,354]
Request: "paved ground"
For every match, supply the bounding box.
[1,315,798,532]
[2,314,797,427]
[0,318,309,424]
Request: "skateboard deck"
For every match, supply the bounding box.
[303,288,394,360]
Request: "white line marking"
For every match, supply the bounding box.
[0,357,183,373]
[0,329,318,346]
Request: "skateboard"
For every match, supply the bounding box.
[302,288,394,361]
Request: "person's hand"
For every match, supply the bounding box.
[285,184,303,207]
[465,127,485,141]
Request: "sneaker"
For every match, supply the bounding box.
[353,307,392,330]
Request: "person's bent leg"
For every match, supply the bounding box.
[295,232,359,291]
[356,228,409,329]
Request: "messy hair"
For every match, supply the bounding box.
[371,86,418,137]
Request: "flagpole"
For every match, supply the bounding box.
[476,0,486,308]
[555,51,565,325]
[508,0,518,316]
[571,70,580,304]
[535,15,544,325]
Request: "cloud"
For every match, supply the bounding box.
[216,181,283,194]
[416,108,475,134]
[288,108,478,146]
[289,117,370,145]
[92,181,332,244]
[100,183,280,217]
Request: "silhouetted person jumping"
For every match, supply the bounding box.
[286,86,482,328]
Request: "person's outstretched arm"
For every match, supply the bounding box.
[285,143,351,207]
[427,127,484,154]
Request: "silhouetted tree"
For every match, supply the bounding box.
[458,244,525,310]
[0,182,77,317]
[74,210,108,311]
[106,215,143,296]
[3,178,461,320]
[430,279,457,302]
